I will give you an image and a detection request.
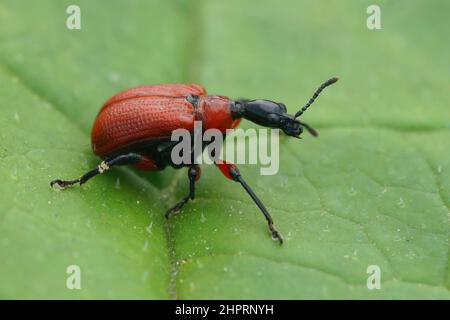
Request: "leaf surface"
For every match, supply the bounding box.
[0,0,449,299]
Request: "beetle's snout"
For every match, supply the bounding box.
[280,117,302,138]
[234,99,317,139]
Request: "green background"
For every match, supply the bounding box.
[0,0,449,299]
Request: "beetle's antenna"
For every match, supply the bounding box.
[294,77,339,118]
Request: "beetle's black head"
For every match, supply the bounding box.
[233,99,304,137]
[231,77,338,138]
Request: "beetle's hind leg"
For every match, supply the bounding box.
[165,165,201,219]
[50,152,145,189]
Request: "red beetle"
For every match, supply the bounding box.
[51,78,338,244]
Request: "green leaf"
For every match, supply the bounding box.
[0,0,449,299]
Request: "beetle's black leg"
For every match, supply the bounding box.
[215,161,283,244]
[233,171,283,244]
[50,152,144,189]
[165,165,200,219]
[298,121,319,137]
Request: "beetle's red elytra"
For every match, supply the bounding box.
[51,78,339,244]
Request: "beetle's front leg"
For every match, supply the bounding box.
[215,160,283,244]
[165,165,201,218]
